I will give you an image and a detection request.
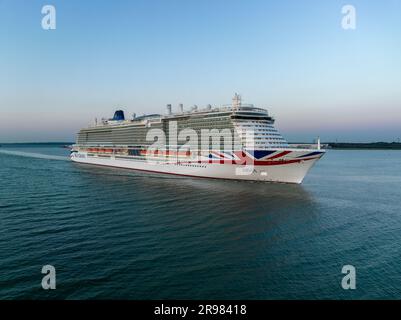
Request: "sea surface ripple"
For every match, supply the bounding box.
[1,144,401,299]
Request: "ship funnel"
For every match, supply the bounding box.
[179,103,184,113]
[112,110,125,121]
[167,104,172,115]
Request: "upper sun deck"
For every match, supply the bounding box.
[87,94,272,129]
[163,104,270,119]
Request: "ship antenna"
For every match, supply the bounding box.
[232,93,241,109]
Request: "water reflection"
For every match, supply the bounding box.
[72,163,315,209]
[71,164,320,287]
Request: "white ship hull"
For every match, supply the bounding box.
[70,150,324,184]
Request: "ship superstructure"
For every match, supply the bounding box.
[71,94,325,183]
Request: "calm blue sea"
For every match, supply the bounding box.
[0,144,401,299]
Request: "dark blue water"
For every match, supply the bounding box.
[1,144,401,299]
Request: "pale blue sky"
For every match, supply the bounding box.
[0,0,400,142]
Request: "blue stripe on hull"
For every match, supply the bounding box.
[297,151,324,158]
[246,150,276,159]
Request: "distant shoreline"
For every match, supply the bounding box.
[0,142,73,148]
[327,142,401,150]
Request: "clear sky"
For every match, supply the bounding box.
[0,0,400,142]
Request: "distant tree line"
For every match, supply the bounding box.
[328,142,401,149]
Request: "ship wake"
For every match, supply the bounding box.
[0,149,69,161]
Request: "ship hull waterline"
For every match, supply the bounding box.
[70,152,323,184]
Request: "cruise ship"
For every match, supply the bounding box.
[71,94,325,183]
